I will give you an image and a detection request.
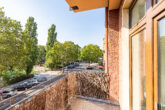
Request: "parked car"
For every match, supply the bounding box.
[74,62,79,67]
[15,81,33,91]
[67,64,75,69]
[28,79,39,86]
[98,65,104,70]
[2,88,17,99]
[36,76,47,82]
[86,66,93,70]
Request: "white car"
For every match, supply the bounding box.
[2,88,17,99]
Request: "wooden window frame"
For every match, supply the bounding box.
[129,0,152,28]
[129,0,165,110]
[129,23,146,110]
[154,11,165,110]
[129,0,138,28]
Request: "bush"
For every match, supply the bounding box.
[1,71,37,86]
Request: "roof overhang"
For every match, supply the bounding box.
[65,0,121,12]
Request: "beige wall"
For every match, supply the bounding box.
[119,8,130,110]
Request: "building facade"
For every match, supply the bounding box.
[65,0,165,110]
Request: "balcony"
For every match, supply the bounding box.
[6,71,120,110]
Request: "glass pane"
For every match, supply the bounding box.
[131,0,146,27]
[132,30,146,110]
[158,17,165,110]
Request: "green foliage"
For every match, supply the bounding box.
[1,71,36,86]
[80,44,103,63]
[24,17,38,75]
[63,41,80,62]
[45,41,80,70]
[46,24,57,51]
[0,8,26,73]
[37,45,46,65]
[45,42,65,70]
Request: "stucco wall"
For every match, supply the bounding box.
[119,0,130,110]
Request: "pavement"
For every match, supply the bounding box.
[68,97,120,110]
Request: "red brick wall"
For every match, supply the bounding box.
[108,9,119,101]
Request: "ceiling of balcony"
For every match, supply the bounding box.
[65,0,121,12]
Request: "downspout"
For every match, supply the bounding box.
[105,7,109,74]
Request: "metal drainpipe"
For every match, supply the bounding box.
[105,7,109,74]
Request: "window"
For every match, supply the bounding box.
[132,30,146,110]
[130,0,146,27]
[158,17,165,110]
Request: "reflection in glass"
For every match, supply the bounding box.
[158,17,165,110]
[132,30,146,110]
[131,0,146,27]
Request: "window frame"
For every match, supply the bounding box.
[129,0,165,110]
[154,11,165,110]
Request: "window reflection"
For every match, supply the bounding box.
[131,0,146,27]
[132,30,146,110]
[158,17,165,110]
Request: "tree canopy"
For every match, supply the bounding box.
[0,8,25,74]
[46,24,57,51]
[80,44,102,63]
[24,17,38,75]
[37,45,46,65]
[45,42,65,70]
[45,41,80,70]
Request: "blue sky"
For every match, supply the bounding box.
[0,0,105,49]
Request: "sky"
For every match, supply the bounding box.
[0,0,105,49]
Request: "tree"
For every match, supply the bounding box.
[24,17,38,75]
[45,41,80,71]
[46,24,57,51]
[45,42,65,70]
[80,44,102,63]
[0,8,25,74]
[63,41,80,63]
[37,45,46,65]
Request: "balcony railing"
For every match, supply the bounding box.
[4,71,110,110]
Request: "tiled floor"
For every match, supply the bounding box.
[69,98,120,110]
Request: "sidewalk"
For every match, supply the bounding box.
[68,97,120,110]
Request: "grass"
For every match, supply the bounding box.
[1,70,38,87]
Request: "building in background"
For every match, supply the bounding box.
[65,0,165,110]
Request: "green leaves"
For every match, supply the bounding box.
[45,41,80,70]
[24,17,38,75]
[80,44,102,63]
[46,24,57,51]
[0,8,26,72]
[45,42,64,70]
[37,45,46,65]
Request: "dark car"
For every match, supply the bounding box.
[74,62,79,67]
[67,64,75,69]
[15,81,33,91]
[86,66,93,70]
[2,88,17,99]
